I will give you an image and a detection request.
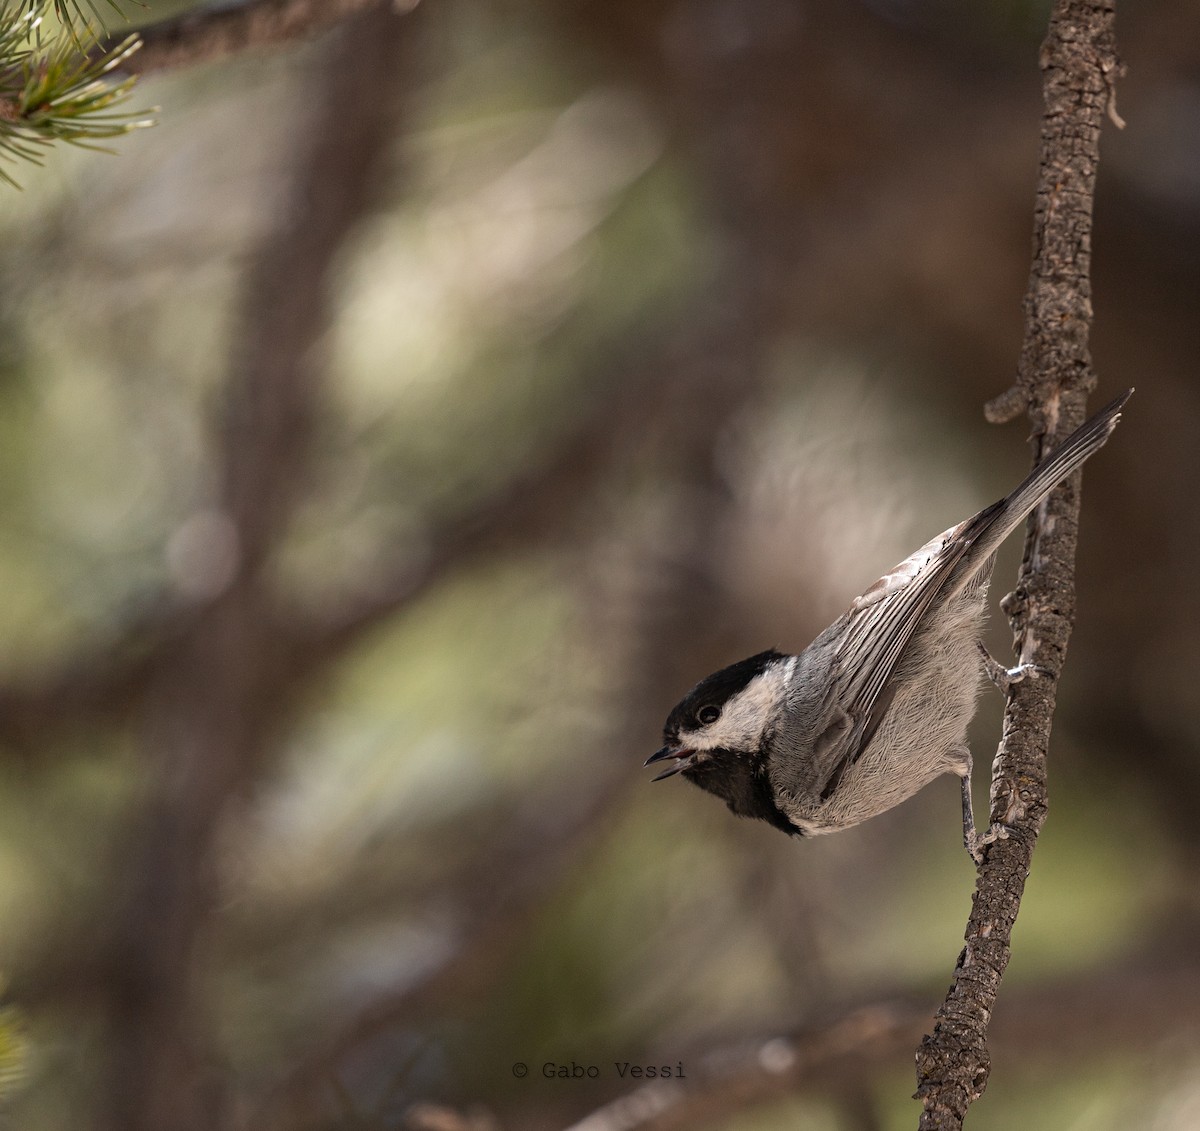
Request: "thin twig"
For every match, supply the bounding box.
[915,2,1121,1128]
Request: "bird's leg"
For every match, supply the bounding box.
[976,640,1048,694]
[958,748,1009,865]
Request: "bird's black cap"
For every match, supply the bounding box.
[663,649,785,740]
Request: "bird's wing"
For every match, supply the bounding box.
[809,389,1132,800]
[812,507,995,799]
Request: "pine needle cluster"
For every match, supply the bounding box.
[1,0,154,186]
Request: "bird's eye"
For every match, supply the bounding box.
[697,704,721,725]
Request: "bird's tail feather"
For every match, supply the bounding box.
[956,387,1131,581]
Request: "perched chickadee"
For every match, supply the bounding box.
[647,390,1131,857]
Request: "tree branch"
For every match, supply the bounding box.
[110,0,394,76]
[915,3,1122,1127]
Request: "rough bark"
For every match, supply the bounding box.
[914,2,1122,1127]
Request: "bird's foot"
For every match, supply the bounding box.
[966,822,1011,866]
[976,641,1049,694]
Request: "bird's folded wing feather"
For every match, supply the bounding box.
[812,516,980,798]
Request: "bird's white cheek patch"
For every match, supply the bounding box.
[681,666,791,752]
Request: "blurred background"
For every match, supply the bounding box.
[0,0,1198,1128]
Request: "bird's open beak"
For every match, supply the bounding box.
[645,745,696,781]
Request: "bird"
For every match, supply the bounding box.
[646,389,1131,858]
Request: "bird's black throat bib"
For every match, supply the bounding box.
[681,749,804,837]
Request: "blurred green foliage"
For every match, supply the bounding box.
[0,1,1193,1130]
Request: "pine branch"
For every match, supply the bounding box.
[914,2,1123,1128]
[0,8,153,187]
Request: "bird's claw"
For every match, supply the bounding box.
[966,823,1011,865]
[976,641,1049,693]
